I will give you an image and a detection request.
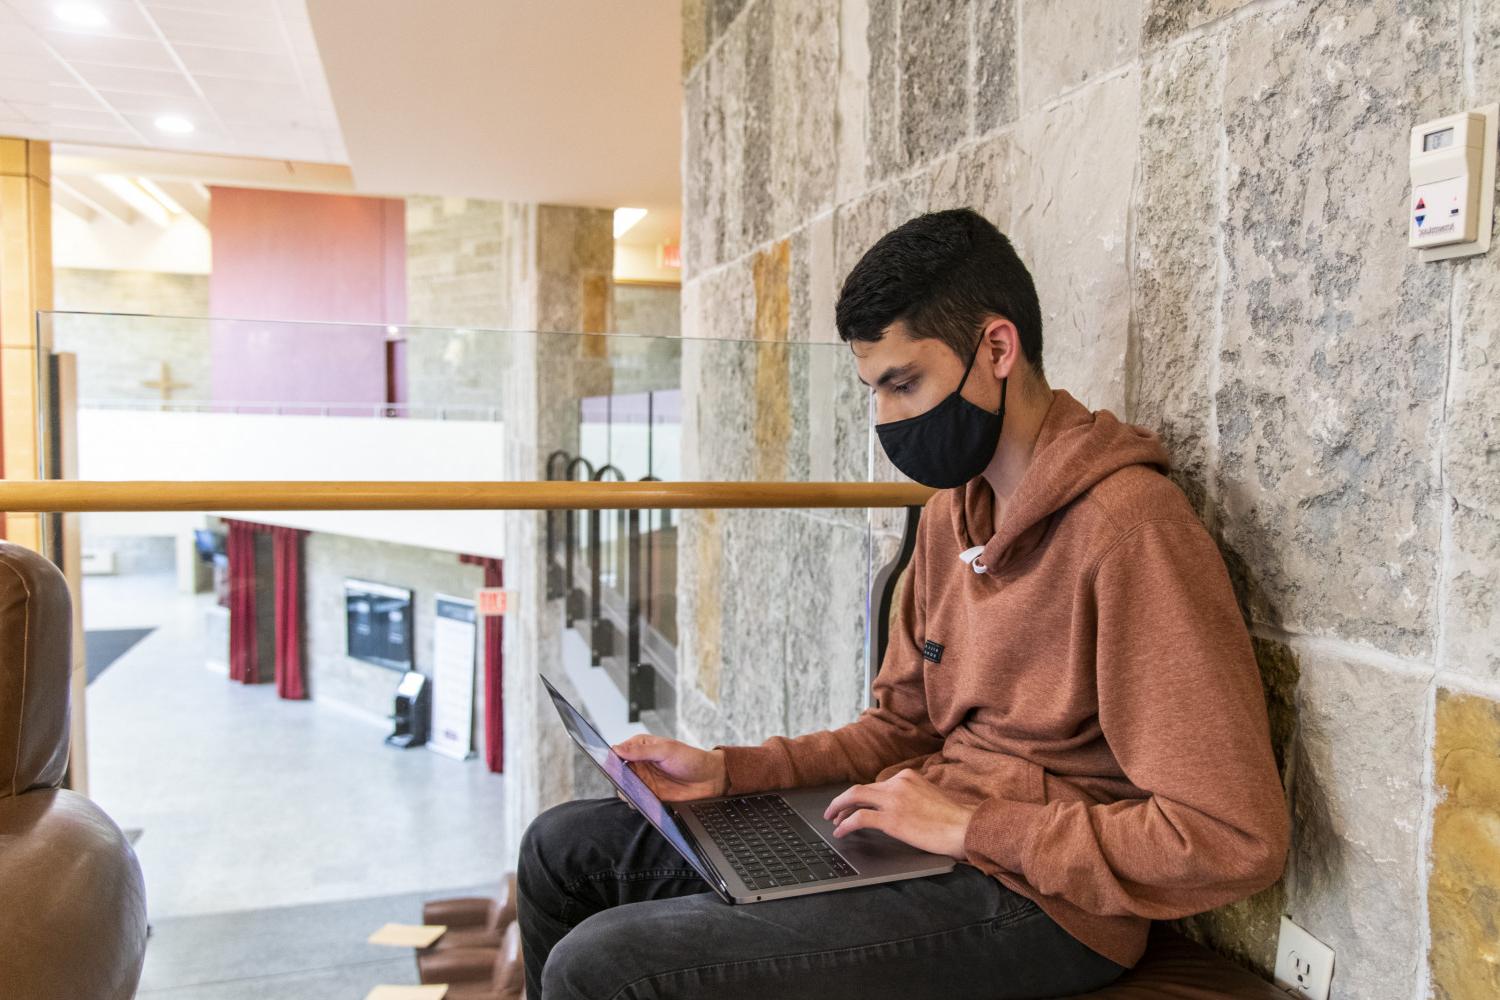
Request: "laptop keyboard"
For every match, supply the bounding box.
[695,794,857,890]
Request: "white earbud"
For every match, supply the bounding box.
[959,545,989,574]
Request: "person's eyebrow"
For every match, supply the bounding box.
[856,362,919,388]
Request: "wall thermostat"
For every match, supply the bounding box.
[1409,104,1497,261]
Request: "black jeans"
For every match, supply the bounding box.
[516,796,1128,1000]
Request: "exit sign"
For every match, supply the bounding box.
[476,588,513,615]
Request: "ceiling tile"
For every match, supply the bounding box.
[118,111,229,144]
[0,46,75,79]
[271,0,311,23]
[0,34,34,57]
[118,108,214,133]
[144,0,284,18]
[0,78,101,108]
[194,76,301,116]
[225,125,324,157]
[93,86,212,117]
[41,123,137,144]
[40,31,176,70]
[174,44,298,81]
[145,6,283,52]
[5,0,161,40]
[70,61,195,96]
[11,102,125,130]
[0,0,343,166]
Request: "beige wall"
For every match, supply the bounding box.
[680,2,1500,999]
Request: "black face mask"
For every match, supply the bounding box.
[875,338,1005,489]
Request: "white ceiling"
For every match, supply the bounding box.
[306,0,682,210]
[0,0,344,162]
[0,0,682,234]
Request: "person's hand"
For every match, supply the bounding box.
[823,768,978,861]
[610,735,728,802]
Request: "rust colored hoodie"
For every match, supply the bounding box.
[712,388,1290,968]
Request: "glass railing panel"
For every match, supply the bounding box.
[26,311,924,989]
[35,309,901,795]
[72,505,513,928]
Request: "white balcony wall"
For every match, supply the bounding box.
[77,409,506,558]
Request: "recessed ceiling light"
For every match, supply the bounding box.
[154,114,194,135]
[614,207,647,239]
[53,2,107,28]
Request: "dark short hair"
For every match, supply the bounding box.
[834,208,1044,377]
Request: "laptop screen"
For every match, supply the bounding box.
[539,674,724,893]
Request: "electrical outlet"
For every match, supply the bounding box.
[1274,916,1335,1000]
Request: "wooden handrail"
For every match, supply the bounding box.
[0,480,934,512]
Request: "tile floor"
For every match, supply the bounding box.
[82,570,513,994]
[135,887,493,997]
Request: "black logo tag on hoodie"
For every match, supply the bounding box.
[922,639,944,664]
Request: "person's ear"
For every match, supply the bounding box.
[982,318,1020,380]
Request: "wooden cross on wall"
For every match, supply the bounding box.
[143,361,190,401]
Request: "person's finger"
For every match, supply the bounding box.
[611,736,641,758]
[613,735,670,762]
[823,783,879,820]
[832,806,884,839]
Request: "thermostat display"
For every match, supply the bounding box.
[1423,127,1454,152]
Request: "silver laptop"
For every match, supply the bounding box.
[541,673,956,904]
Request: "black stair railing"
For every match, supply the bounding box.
[563,455,595,627]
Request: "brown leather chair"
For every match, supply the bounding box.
[424,920,525,1000]
[0,541,149,1000]
[416,871,517,983]
[1071,923,1287,998]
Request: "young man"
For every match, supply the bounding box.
[516,208,1289,1000]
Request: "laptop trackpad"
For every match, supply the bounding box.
[780,783,958,875]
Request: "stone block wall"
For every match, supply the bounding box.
[51,268,209,402]
[614,282,681,337]
[680,1,1500,998]
[404,196,523,413]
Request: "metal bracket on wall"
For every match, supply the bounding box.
[625,506,655,722]
[544,449,570,600]
[562,455,594,627]
[589,463,626,667]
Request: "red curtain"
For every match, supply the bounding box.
[460,554,504,773]
[226,519,310,700]
[226,519,260,684]
[271,526,310,700]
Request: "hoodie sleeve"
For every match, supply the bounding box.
[961,517,1290,919]
[709,508,944,796]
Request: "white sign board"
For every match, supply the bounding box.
[429,594,477,761]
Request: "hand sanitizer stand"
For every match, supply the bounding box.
[386,671,430,748]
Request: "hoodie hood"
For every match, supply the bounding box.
[951,388,1171,575]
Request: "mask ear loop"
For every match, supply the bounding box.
[957,334,1008,420]
[958,349,1009,549]
[955,335,984,393]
